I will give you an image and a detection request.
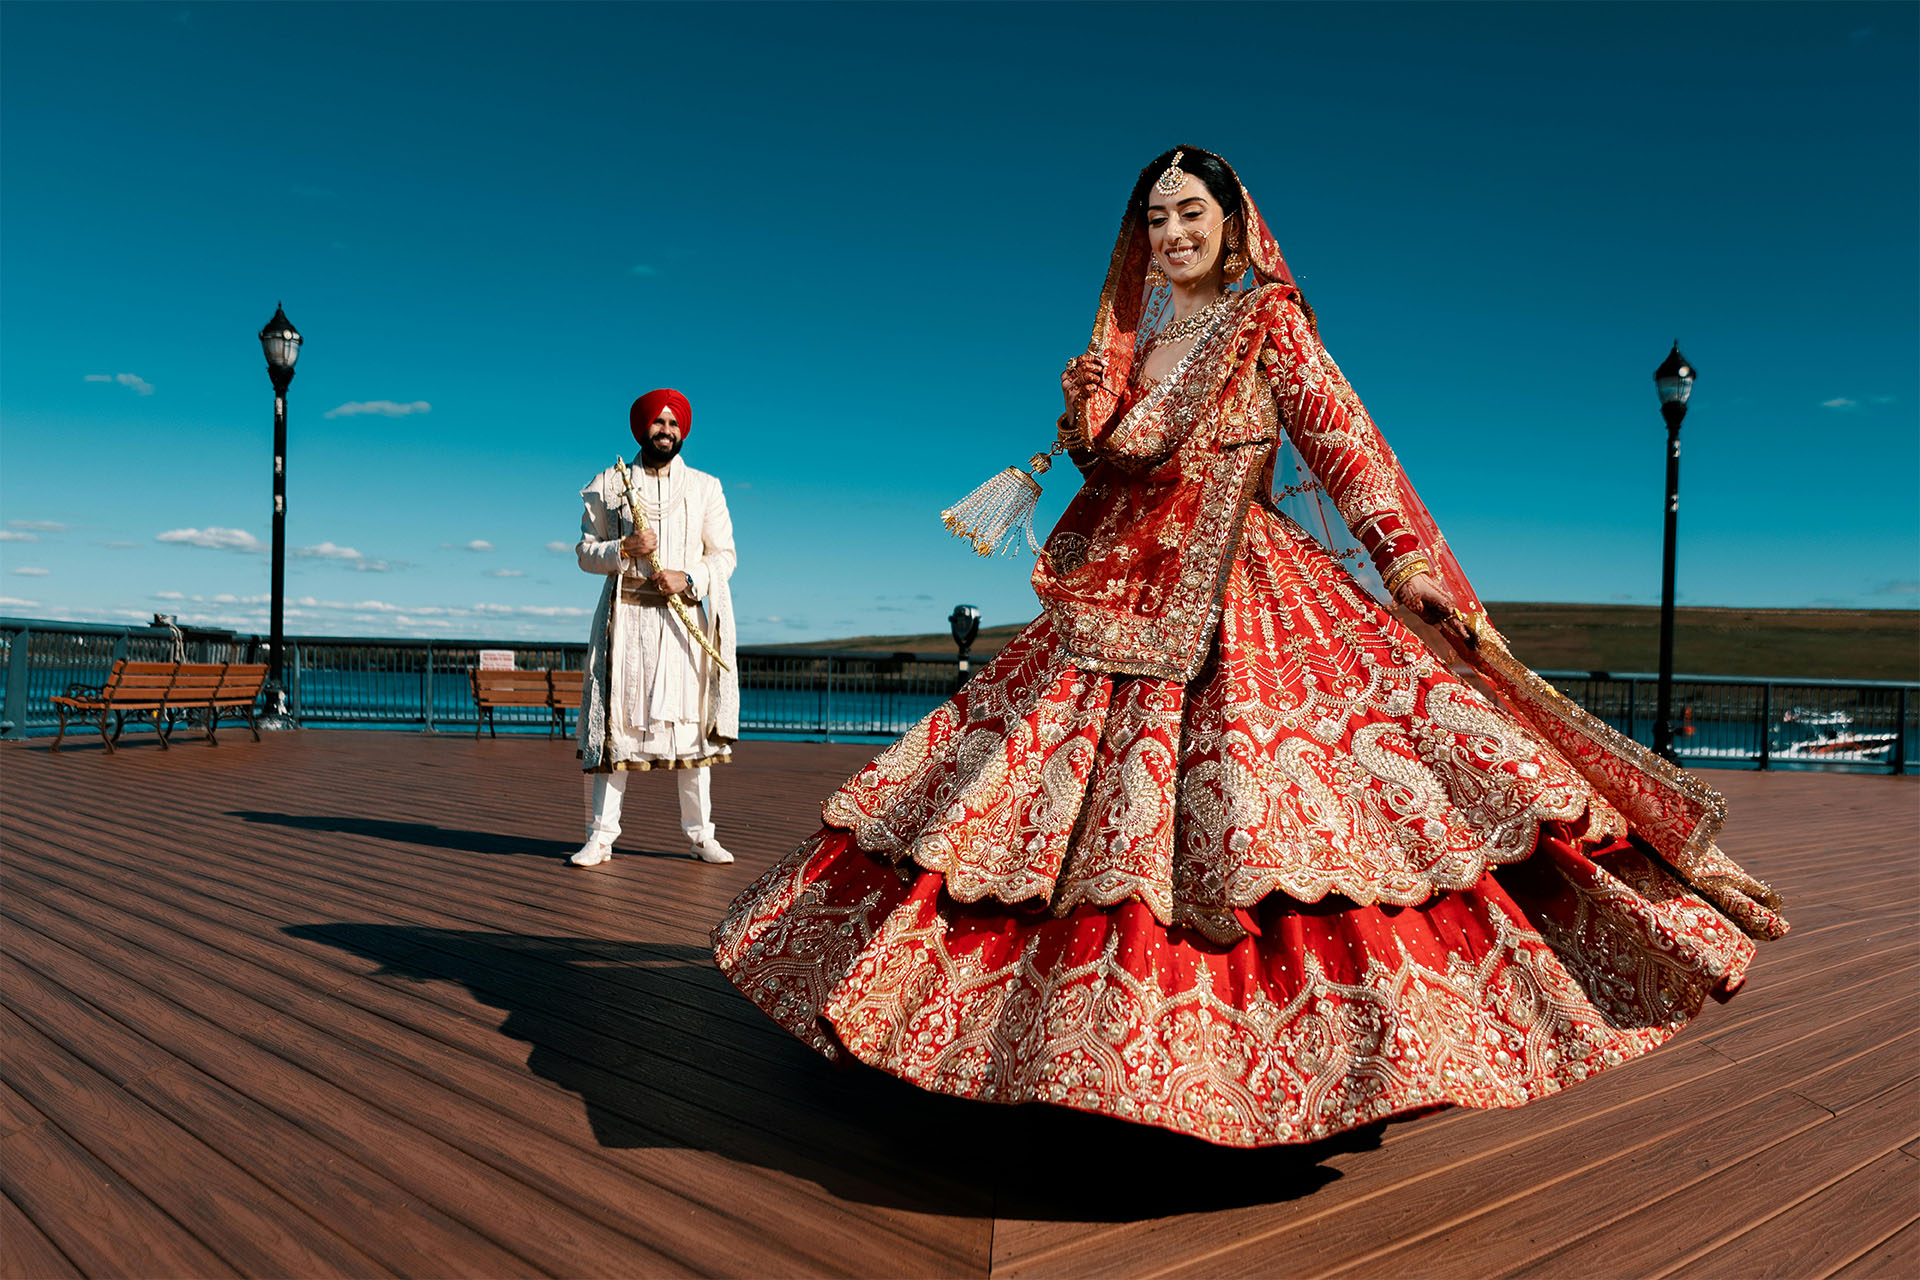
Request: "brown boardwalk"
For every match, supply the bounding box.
[2,731,1916,1279]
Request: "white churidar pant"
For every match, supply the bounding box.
[585,767,715,846]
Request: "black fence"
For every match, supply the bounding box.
[2,617,1913,773]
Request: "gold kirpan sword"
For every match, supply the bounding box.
[611,455,730,672]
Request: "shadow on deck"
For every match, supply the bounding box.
[2,732,1915,1278]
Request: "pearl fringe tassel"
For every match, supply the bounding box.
[941,454,1052,557]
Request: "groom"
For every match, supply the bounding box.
[569,387,740,867]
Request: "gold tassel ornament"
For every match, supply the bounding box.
[941,448,1061,557]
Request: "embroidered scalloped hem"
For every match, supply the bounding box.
[712,821,1755,1148]
[581,749,732,773]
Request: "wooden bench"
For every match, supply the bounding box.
[169,662,268,746]
[548,669,584,739]
[49,661,177,753]
[471,667,584,738]
[47,660,268,753]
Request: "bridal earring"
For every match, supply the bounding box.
[1145,254,1168,287]
[1222,227,1247,280]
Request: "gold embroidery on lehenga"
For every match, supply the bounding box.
[711,831,1755,1148]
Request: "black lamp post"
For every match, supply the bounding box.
[949,604,981,693]
[259,304,302,725]
[1651,342,1695,764]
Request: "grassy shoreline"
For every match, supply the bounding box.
[778,603,1919,682]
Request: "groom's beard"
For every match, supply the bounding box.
[640,433,681,468]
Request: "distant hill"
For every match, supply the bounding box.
[764,603,1919,682]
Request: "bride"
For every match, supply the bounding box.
[712,146,1787,1147]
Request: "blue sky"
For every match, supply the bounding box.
[2,1,1915,643]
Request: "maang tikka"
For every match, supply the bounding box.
[1154,150,1188,197]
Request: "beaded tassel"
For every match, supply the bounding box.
[941,452,1055,557]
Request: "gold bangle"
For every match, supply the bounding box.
[1055,412,1088,451]
[1382,555,1431,595]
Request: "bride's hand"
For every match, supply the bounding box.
[1395,572,1478,651]
[1061,354,1106,415]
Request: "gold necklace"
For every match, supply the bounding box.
[1149,291,1233,348]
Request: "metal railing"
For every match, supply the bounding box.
[1535,671,1914,775]
[0,617,962,744]
[3,617,1913,772]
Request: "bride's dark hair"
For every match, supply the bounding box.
[1136,147,1243,219]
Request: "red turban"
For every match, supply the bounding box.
[630,388,692,445]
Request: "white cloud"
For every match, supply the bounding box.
[1822,397,1859,410]
[471,603,590,617]
[293,540,362,560]
[0,596,40,608]
[85,373,154,395]
[463,540,494,552]
[545,540,572,553]
[100,540,139,550]
[324,400,432,419]
[12,567,49,576]
[8,521,66,532]
[284,542,401,571]
[483,568,525,578]
[153,590,186,600]
[0,531,38,543]
[156,526,266,553]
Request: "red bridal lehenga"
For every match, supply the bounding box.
[712,149,1788,1147]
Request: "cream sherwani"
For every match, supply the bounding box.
[575,455,739,846]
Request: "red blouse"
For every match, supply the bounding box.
[1031,284,1426,682]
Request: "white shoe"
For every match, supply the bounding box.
[688,837,734,864]
[569,841,613,867]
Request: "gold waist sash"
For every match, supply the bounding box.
[619,578,688,606]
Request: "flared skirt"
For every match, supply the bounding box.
[712,508,1760,1146]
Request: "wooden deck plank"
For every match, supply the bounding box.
[1680,1150,1920,1280]
[0,1114,238,1279]
[2,734,1912,1280]
[1359,1059,1918,1280]
[2,753,991,1278]
[0,1193,80,1280]
[1511,1079,1920,1278]
[4,942,539,1277]
[5,789,997,1259]
[992,929,1917,1277]
[0,893,843,1279]
[1,905,699,1279]
[1830,1218,1920,1279]
[1157,998,1920,1280]
[0,1007,387,1278]
[0,1078,42,1142]
[5,746,817,1036]
[0,855,990,1277]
